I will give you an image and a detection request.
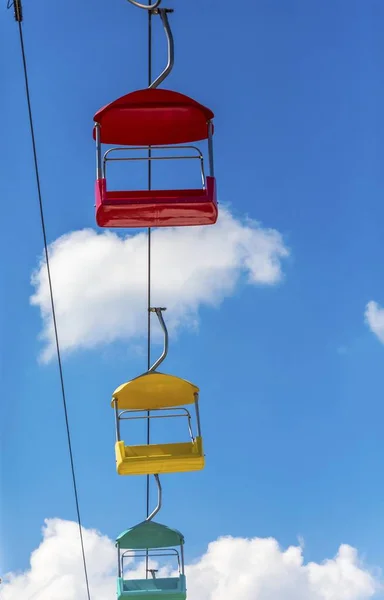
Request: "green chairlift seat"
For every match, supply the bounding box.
[116,521,187,600]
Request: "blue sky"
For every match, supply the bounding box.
[2,0,384,594]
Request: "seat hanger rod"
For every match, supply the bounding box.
[145,308,167,522]
[126,0,161,10]
[148,307,168,372]
[146,474,162,521]
[149,8,174,89]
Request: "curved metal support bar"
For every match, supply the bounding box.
[207,121,215,178]
[149,8,174,89]
[118,406,193,420]
[117,545,122,578]
[104,144,204,158]
[95,124,102,179]
[180,544,185,575]
[126,0,161,9]
[146,474,162,521]
[123,549,180,558]
[148,307,168,372]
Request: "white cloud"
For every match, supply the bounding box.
[1,519,116,600]
[1,519,382,600]
[30,209,289,363]
[365,301,384,344]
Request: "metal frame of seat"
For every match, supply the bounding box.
[94,122,217,228]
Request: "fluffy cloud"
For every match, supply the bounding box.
[188,537,381,600]
[365,301,384,344]
[1,519,381,600]
[1,519,116,600]
[30,209,289,363]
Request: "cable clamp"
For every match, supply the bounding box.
[151,7,174,15]
[7,0,23,21]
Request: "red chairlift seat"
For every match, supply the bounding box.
[93,88,218,228]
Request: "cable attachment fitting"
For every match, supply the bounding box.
[151,7,174,15]
[7,0,23,21]
[148,569,159,579]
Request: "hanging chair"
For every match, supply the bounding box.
[93,88,217,228]
[116,520,187,600]
[112,371,204,476]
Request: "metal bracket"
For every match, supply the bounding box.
[7,0,22,21]
[148,569,158,579]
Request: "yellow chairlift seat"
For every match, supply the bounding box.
[112,372,205,476]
